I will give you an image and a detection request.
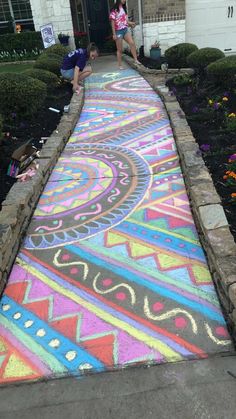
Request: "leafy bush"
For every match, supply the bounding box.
[0,32,43,62]
[0,73,47,120]
[206,55,236,86]
[24,68,59,90]
[41,44,69,58]
[187,48,225,70]
[172,73,192,86]
[34,54,62,76]
[224,113,236,133]
[165,43,198,68]
[0,114,3,143]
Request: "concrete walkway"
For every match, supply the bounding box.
[0,56,233,385]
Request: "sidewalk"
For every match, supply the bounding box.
[0,56,234,387]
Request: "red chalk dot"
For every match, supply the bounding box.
[62,254,70,261]
[116,292,127,301]
[215,326,228,337]
[165,238,171,243]
[175,317,188,328]
[70,268,78,275]
[102,278,113,287]
[153,302,164,312]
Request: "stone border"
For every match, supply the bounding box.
[0,89,84,294]
[124,55,236,341]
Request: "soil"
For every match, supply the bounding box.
[168,78,236,242]
[0,83,73,209]
[139,56,236,242]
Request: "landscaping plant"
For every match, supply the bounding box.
[0,73,47,120]
[164,43,198,68]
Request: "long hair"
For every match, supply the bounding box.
[113,1,127,14]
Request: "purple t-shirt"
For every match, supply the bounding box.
[61,48,88,71]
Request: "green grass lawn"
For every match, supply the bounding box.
[0,63,34,73]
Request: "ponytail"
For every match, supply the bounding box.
[87,42,99,54]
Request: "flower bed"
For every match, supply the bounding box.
[165,75,236,242]
[0,81,73,208]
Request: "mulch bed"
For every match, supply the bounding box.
[139,56,236,242]
[168,81,236,242]
[0,83,73,209]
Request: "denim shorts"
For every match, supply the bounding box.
[60,68,74,80]
[116,27,129,38]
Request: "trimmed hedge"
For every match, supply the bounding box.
[24,68,59,90]
[41,44,69,58]
[34,54,62,76]
[206,55,236,86]
[165,43,198,68]
[0,114,3,143]
[187,48,225,70]
[0,73,47,120]
[0,31,43,56]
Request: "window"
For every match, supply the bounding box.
[0,0,32,23]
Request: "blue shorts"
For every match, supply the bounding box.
[60,68,74,80]
[116,27,129,39]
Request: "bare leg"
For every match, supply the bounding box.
[124,32,139,62]
[78,65,92,83]
[115,37,123,68]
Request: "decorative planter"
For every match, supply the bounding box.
[58,36,70,46]
[150,47,161,60]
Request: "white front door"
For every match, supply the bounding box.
[186,0,236,54]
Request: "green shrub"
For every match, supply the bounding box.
[206,55,236,86]
[34,54,62,76]
[24,68,59,90]
[0,32,43,62]
[0,73,47,120]
[165,43,198,68]
[187,48,225,70]
[41,44,69,58]
[172,73,192,86]
[0,114,3,143]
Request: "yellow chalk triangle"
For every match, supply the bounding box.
[192,265,212,284]
[106,231,127,247]
[158,253,186,269]
[3,354,37,379]
[130,242,154,258]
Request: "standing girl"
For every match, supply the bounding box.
[109,0,141,70]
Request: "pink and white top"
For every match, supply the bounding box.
[109,7,128,31]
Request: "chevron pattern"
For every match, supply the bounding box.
[0,67,232,384]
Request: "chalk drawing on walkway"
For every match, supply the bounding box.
[0,69,232,384]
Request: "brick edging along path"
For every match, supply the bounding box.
[0,89,84,294]
[124,55,236,342]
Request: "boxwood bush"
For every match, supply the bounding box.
[34,54,62,76]
[206,55,236,86]
[165,43,198,68]
[0,73,47,120]
[0,114,3,143]
[187,47,225,70]
[24,68,59,90]
[41,44,69,58]
[0,31,43,62]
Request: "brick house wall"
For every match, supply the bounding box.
[128,0,185,21]
[127,0,186,56]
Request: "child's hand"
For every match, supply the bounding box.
[113,34,117,41]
